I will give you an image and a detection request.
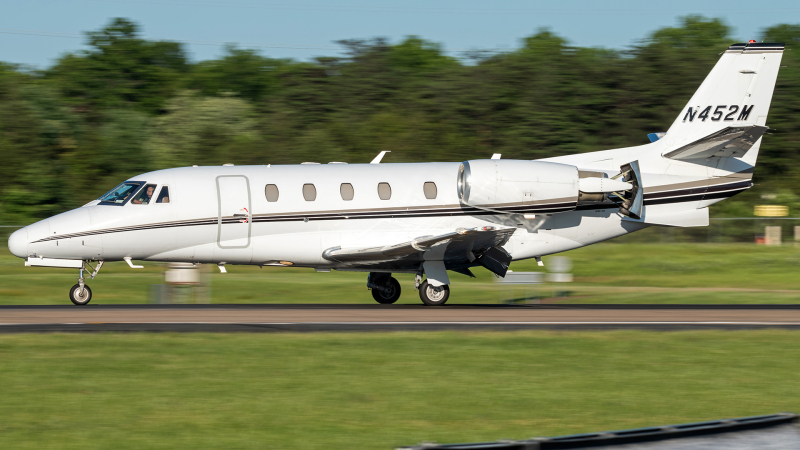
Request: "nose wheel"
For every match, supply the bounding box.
[69,283,92,305]
[68,260,103,305]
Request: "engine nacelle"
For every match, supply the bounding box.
[457,160,580,213]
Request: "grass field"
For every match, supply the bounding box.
[1,241,798,305]
[3,239,798,448]
[1,330,798,449]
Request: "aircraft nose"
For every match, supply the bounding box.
[8,227,28,258]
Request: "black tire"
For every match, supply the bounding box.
[371,277,401,304]
[419,280,449,306]
[69,284,92,306]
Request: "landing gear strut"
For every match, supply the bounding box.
[368,272,401,304]
[419,280,450,306]
[69,260,103,306]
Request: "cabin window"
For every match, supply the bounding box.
[377,182,392,200]
[340,183,354,201]
[423,182,437,199]
[303,184,317,201]
[98,181,144,206]
[156,186,170,203]
[265,184,279,202]
[132,184,157,205]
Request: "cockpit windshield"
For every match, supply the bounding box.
[98,181,144,206]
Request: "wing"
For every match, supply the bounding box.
[322,226,517,272]
[663,125,768,160]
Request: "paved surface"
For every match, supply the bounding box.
[2,304,800,332]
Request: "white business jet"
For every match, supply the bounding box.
[7,42,784,306]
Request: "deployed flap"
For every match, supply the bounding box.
[452,267,476,278]
[322,226,517,266]
[477,246,512,278]
[663,125,768,160]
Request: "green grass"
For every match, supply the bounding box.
[1,242,799,305]
[1,331,799,449]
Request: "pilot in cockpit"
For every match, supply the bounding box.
[132,185,155,205]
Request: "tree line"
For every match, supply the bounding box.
[1,16,799,223]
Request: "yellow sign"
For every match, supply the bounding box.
[754,205,789,217]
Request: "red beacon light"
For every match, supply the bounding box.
[748,39,757,44]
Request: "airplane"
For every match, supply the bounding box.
[7,41,785,306]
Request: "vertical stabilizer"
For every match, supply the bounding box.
[664,43,784,149]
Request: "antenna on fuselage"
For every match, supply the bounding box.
[370,151,391,164]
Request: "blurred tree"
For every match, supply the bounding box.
[145,91,264,169]
[94,109,151,181]
[2,16,800,222]
[387,36,459,74]
[186,46,291,103]
[0,80,80,222]
[620,16,732,141]
[647,15,730,48]
[45,18,188,114]
[758,24,800,184]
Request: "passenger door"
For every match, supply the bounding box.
[216,175,251,249]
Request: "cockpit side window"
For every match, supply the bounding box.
[98,181,144,206]
[132,184,157,205]
[156,186,170,204]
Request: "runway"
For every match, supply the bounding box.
[2,304,800,332]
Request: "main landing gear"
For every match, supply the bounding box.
[69,260,104,306]
[367,271,451,306]
[418,280,450,306]
[367,272,401,304]
[415,270,450,306]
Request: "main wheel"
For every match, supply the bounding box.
[419,280,449,306]
[371,277,401,304]
[69,284,92,306]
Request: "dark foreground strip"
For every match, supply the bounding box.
[4,322,800,333]
[398,413,799,450]
[4,304,800,310]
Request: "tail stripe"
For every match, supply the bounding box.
[726,43,784,54]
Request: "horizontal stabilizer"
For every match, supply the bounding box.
[644,207,709,227]
[663,125,768,160]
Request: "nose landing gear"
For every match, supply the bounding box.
[69,260,103,305]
